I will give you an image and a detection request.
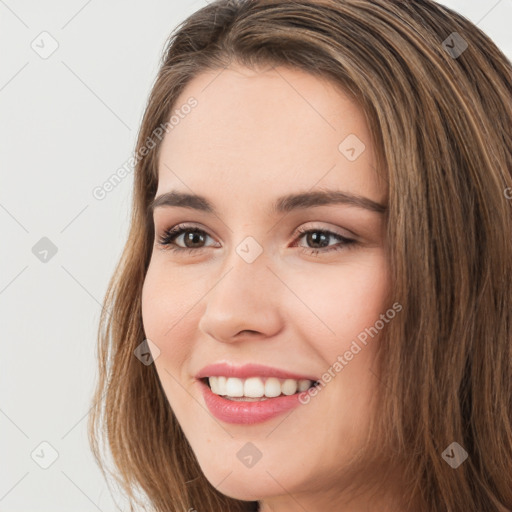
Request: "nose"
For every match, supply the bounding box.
[197,249,284,343]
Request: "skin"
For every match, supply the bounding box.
[141,63,399,511]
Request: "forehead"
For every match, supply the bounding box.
[156,64,385,206]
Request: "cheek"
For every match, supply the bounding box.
[141,261,197,366]
[288,253,390,421]
[141,262,167,341]
[341,263,389,334]
[295,253,390,346]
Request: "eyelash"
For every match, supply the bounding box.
[156,223,356,257]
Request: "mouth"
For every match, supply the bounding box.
[200,376,320,401]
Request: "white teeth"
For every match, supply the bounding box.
[207,376,315,398]
[244,377,265,398]
[209,376,220,394]
[226,377,244,397]
[264,377,282,398]
[297,379,311,392]
[281,379,298,395]
[217,376,227,395]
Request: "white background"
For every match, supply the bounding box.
[1,1,511,510]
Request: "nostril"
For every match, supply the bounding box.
[236,330,260,337]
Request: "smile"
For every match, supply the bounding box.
[195,363,320,424]
[204,376,317,399]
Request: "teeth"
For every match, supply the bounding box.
[226,377,244,397]
[297,379,311,392]
[244,377,265,398]
[264,377,281,398]
[282,379,297,395]
[207,376,315,398]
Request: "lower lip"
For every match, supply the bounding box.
[199,379,304,425]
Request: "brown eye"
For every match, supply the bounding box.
[156,224,356,256]
[294,227,356,256]
[157,225,215,252]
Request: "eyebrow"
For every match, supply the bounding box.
[148,189,387,216]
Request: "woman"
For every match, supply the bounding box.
[88,1,512,511]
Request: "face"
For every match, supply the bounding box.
[141,64,391,510]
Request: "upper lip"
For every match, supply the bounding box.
[195,362,318,381]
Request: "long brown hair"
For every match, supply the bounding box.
[88,1,512,510]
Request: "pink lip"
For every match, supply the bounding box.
[198,379,307,425]
[195,362,318,425]
[195,362,318,381]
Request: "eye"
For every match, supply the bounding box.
[156,223,357,256]
[157,223,218,254]
[293,226,356,256]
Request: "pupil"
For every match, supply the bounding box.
[308,231,328,248]
[185,231,204,248]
